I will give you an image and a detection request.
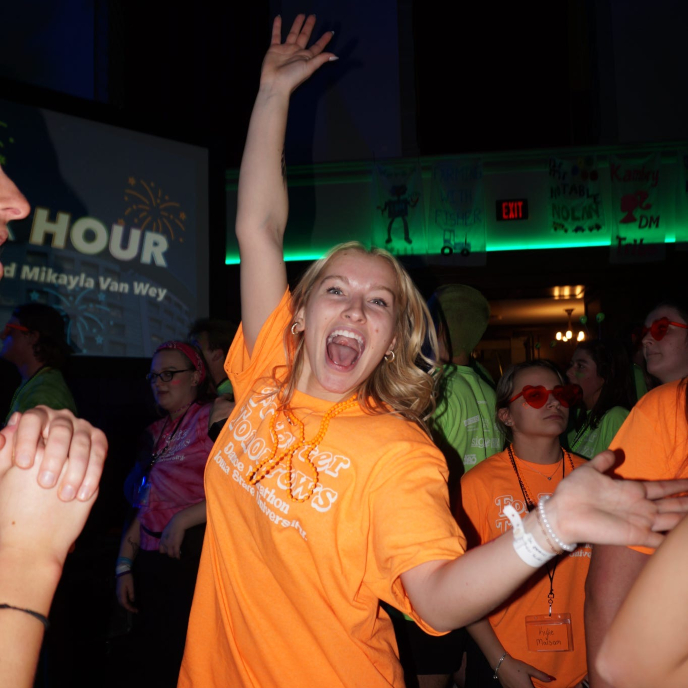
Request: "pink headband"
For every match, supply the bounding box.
[155,340,206,384]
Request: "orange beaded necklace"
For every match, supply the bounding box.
[247,395,358,502]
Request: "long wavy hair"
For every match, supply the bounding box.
[269,242,439,431]
[571,339,635,432]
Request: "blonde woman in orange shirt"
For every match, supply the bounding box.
[178,16,688,688]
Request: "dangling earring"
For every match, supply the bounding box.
[291,322,300,335]
[384,350,395,363]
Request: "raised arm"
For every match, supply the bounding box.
[237,15,335,353]
[401,451,688,632]
[596,514,688,688]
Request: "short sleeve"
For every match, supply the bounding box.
[366,441,466,634]
[225,290,291,405]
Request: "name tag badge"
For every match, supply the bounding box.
[525,613,573,652]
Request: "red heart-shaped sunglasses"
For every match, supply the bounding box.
[509,384,583,409]
[641,317,688,342]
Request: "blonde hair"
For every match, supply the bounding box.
[270,242,439,431]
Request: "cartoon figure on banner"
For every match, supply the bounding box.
[619,190,651,225]
[30,288,109,353]
[124,178,187,242]
[377,184,419,245]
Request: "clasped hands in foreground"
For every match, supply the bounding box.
[0,406,107,568]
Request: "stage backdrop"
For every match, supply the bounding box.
[0,98,209,357]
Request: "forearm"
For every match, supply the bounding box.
[236,85,290,251]
[402,509,552,631]
[118,515,141,560]
[598,518,688,688]
[467,618,505,669]
[584,544,649,688]
[174,500,207,530]
[0,549,62,688]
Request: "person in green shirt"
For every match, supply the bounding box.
[429,284,502,482]
[1,304,77,424]
[566,339,635,459]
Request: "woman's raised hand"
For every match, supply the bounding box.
[260,14,336,95]
[548,450,688,549]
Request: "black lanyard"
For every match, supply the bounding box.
[507,444,575,615]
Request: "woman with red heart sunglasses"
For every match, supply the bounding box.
[641,301,688,385]
[458,360,590,688]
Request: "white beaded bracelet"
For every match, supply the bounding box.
[537,496,576,553]
[503,505,555,568]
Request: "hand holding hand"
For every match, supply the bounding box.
[497,655,554,687]
[0,407,107,502]
[159,512,187,559]
[549,450,688,549]
[260,15,336,95]
[0,433,99,569]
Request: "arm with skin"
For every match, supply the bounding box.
[597,514,688,688]
[0,423,99,688]
[116,516,141,613]
[584,544,649,688]
[467,618,553,688]
[237,15,334,354]
[159,501,206,559]
[401,452,688,632]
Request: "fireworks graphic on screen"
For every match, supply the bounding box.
[123,178,186,242]
[0,120,15,167]
[32,288,109,352]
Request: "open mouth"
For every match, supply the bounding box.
[326,329,365,369]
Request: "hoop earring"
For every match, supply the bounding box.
[291,322,299,336]
[384,351,395,363]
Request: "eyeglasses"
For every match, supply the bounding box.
[146,368,194,383]
[1,322,30,338]
[641,317,688,342]
[510,384,582,409]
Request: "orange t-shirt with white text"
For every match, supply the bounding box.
[610,378,688,554]
[178,291,466,688]
[458,448,590,688]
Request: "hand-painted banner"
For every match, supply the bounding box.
[549,156,606,239]
[609,153,664,263]
[674,150,688,249]
[0,98,209,356]
[427,159,486,266]
[371,162,426,255]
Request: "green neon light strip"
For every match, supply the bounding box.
[224,237,681,264]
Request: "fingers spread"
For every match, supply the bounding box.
[295,14,317,49]
[309,29,334,57]
[285,14,306,44]
[643,479,688,501]
[587,450,616,474]
[270,15,282,45]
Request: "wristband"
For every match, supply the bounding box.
[538,496,576,553]
[493,651,508,679]
[504,505,555,568]
[116,556,134,576]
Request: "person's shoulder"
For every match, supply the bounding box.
[636,379,684,410]
[461,448,509,484]
[603,406,630,423]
